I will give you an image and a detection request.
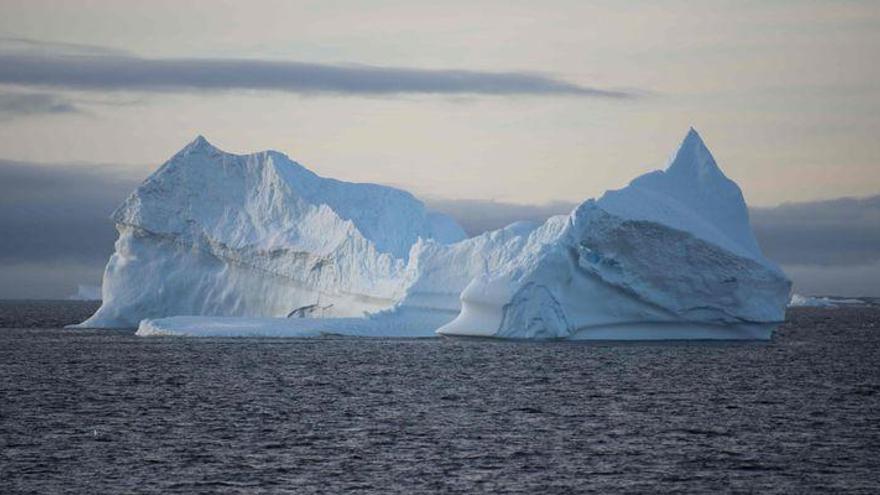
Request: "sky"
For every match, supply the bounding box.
[0,0,879,297]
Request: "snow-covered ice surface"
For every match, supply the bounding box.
[80,129,792,340]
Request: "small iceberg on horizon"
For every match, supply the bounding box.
[68,284,102,301]
[77,128,792,340]
[788,294,867,308]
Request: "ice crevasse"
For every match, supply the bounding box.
[77,129,792,339]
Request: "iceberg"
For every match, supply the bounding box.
[437,129,790,340]
[77,136,466,329]
[79,129,791,340]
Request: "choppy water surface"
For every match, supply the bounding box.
[2,301,879,493]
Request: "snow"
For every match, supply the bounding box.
[81,129,792,340]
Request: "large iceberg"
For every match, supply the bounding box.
[78,129,791,339]
[78,136,466,329]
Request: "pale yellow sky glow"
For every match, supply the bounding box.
[1,0,878,206]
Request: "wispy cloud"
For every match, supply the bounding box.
[0,51,635,98]
[0,36,128,56]
[425,198,577,236]
[0,91,81,119]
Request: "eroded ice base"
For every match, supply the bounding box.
[136,317,421,338]
[137,315,777,340]
[136,306,454,338]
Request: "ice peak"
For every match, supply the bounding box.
[180,134,219,155]
[682,126,703,147]
[598,127,764,262]
[666,127,722,179]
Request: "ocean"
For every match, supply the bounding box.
[2,300,879,493]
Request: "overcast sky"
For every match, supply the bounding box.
[0,1,878,297]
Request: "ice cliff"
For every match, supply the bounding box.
[78,136,466,328]
[79,129,791,339]
[437,129,790,339]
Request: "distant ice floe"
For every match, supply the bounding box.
[77,129,792,340]
[68,284,102,301]
[788,294,866,308]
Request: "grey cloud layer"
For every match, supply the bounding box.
[0,37,128,56]
[425,198,577,237]
[0,52,632,97]
[750,196,880,266]
[0,92,80,118]
[0,160,142,265]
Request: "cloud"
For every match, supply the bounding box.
[0,91,81,119]
[0,51,634,98]
[425,198,576,237]
[0,159,149,298]
[750,196,880,266]
[782,262,880,298]
[0,160,144,266]
[0,261,105,300]
[0,37,128,56]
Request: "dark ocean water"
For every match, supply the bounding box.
[1,300,879,494]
